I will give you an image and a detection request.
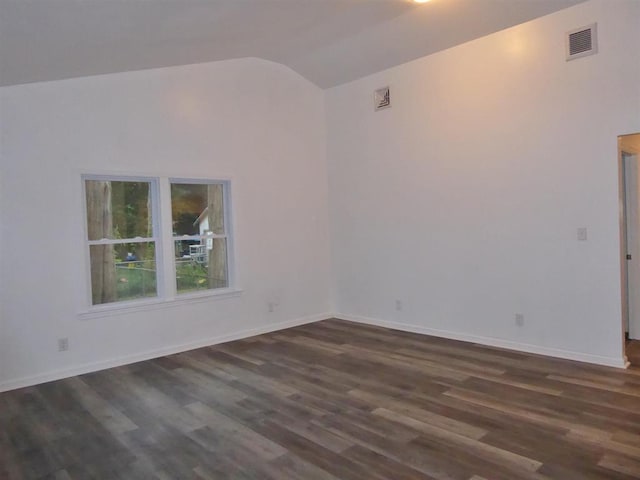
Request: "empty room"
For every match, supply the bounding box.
[1,0,640,478]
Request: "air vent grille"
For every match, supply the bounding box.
[569,29,592,55]
[566,23,597,61]
[374,86,390,111]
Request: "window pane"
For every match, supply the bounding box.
[85,180,152,240]
[175,238,228,293]
[89,242,157,305]
[171,183,225,236]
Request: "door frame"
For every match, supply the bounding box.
[618,144,629,367]
[618,134,640,367]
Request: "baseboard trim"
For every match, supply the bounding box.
[335,313,628,369]
[2,311,626,392]
[0,312,332,393]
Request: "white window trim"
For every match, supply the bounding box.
[79,174,240,318]
[169,178,234,296]
[77,288,243,320]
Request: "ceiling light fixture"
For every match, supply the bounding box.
[414,0,431,3]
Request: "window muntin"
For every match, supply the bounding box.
[84,178,158,305]
[171,182,229,294]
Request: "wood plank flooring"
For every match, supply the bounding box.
[2,319,640,479]
[627,340,640,367]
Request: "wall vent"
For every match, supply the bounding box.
[566,23,597,61]
[374,86,390,111]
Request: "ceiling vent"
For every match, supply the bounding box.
[566,23,597,61]
[374,86,390,111]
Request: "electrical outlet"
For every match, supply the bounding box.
[268,302,276,313]
[515,313,524,327]
[58,337,69,352]
[395,299,403,311]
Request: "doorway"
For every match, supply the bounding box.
[619,133,640,366]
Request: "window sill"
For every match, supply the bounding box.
[78,288,243,320]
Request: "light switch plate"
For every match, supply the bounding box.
[577,227,588,241]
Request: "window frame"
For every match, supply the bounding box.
[80,174,238,317]
[169,178,234,296]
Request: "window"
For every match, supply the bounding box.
[171,181,229,293]
[83,176,233,308]
[84,178,159,305]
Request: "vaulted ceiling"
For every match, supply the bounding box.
[0,0,586,88]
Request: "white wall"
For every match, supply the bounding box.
[1,1,638,391]
[0,58,331,390]
[326,0,640,367]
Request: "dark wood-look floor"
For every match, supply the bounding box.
[2,319,640,480]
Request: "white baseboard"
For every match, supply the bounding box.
[335,313,628,369]
[0,312,332,393]
[2,311,627,392]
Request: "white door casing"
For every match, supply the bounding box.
[624,151,640,339]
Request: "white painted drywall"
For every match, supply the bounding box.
[326,0,640,366]
[0,58,331,390]
[1,0,638,390]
